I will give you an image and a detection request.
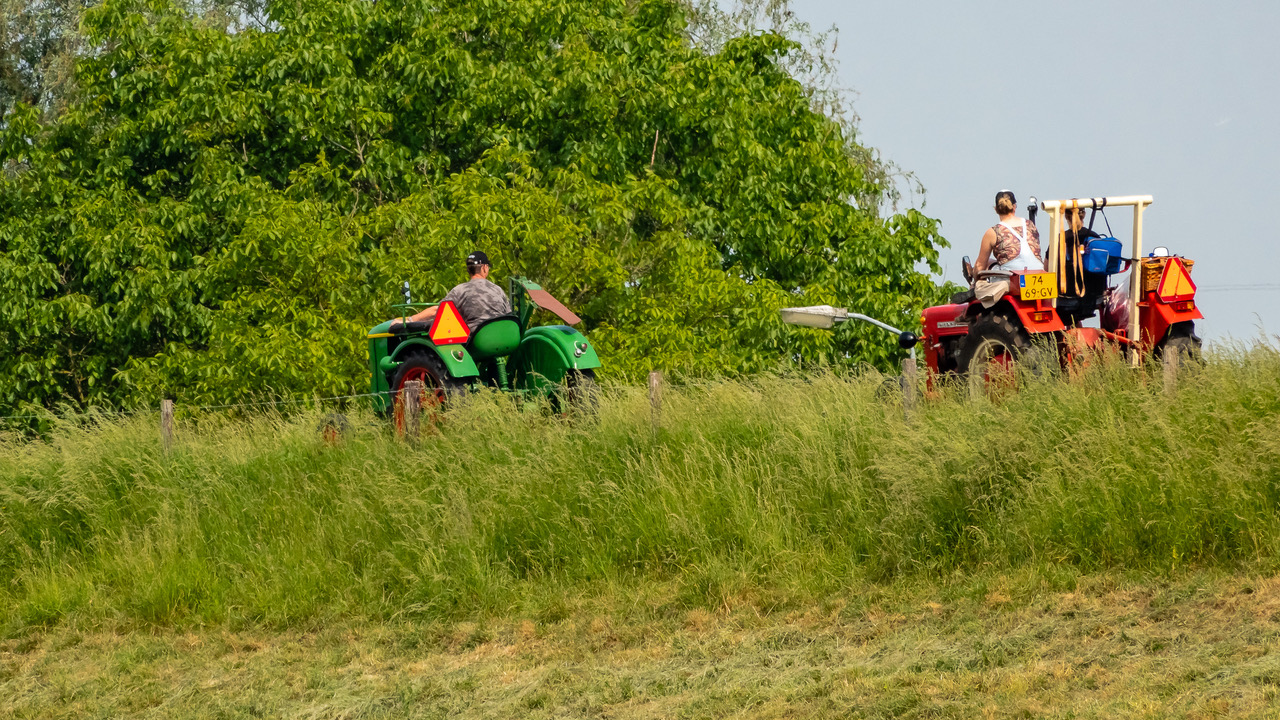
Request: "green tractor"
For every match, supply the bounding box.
[366,277,601,426]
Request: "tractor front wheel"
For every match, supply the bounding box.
[390,351,466,433]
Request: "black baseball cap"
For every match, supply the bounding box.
[466,251,490,267]
[995,189,1016,205]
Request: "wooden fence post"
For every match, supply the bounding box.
[403,380,423,440]
[901,357,917,422]
[1163,353,1178,395]
[161,399,174,453]
[648,371,662,433]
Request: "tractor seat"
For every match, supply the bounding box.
[466,314,521,361]
[974,269,1013,281]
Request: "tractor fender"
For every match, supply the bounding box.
[1141,291,1204,346]
[390,338,480,379]
[511,326,601,387]
[967,296,1065,334]
[523,326,601,369]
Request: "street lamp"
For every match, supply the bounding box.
[779,306,919,359]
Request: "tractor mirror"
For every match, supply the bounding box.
[780,305,848,330]
[897,331,919,350]
[961,257,974,284]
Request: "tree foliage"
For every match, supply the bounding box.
[0,0,948,411]
[1,0,261,118]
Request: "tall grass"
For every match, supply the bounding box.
[2,346,1279,630]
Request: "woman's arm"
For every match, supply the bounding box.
[975,228,997,272]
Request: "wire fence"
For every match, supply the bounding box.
[0,377,786,426]
[0,390,397,423]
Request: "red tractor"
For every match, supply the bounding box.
[921,195,1201,386]
[781,195,1203,387]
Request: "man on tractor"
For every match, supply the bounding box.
[390,250,512,329]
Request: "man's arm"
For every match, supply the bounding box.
[392,283,466,327]
[391,304,439,327]
[404,306,439,323]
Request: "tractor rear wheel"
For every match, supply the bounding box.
[552,369,599,418]
[390,351,466,433]
[958,313,1048,398]
[1155,322,1202,365]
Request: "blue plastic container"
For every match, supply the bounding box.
[1083,237,1125,275]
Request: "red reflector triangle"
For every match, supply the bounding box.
[1156,259,1196,303]
[429,301,470,345]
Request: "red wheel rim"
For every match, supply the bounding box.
[969,340,1018,398]
[983,349,1013,381]
[393,366,447,435]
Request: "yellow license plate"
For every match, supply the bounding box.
[1019,272,1058,301]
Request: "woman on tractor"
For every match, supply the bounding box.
[975,190,1044,273]
[1055,206,1106,325]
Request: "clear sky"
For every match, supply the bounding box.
[791,0,1280,342]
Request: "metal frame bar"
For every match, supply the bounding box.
[1040,195,1153,363]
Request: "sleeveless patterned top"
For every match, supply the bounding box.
[991,220,1042,267]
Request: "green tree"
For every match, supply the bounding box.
[1,0,261,119]
[0,0,947,411]
[1,0,86,117]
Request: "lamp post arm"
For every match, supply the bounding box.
[847,313,905,336]
[779,306,919,360]
[844,314,917,360]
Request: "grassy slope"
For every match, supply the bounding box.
[4,571,1280,718]
[2,347,1280,716]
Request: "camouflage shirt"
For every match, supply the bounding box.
[991,219,1042,268]
[442,277,512,325]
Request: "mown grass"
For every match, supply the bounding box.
[5,570,1280,718]
[1,345,1279,633]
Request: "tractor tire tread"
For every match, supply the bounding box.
[958,312,1032,374]
[1155,321,1202,363]
[391,350,466,397]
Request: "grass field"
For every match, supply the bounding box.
[2,346,1280,716]
[5,570,1280,718]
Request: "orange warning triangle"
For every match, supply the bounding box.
[429,301,470,345]
[1156,258,1196,303]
